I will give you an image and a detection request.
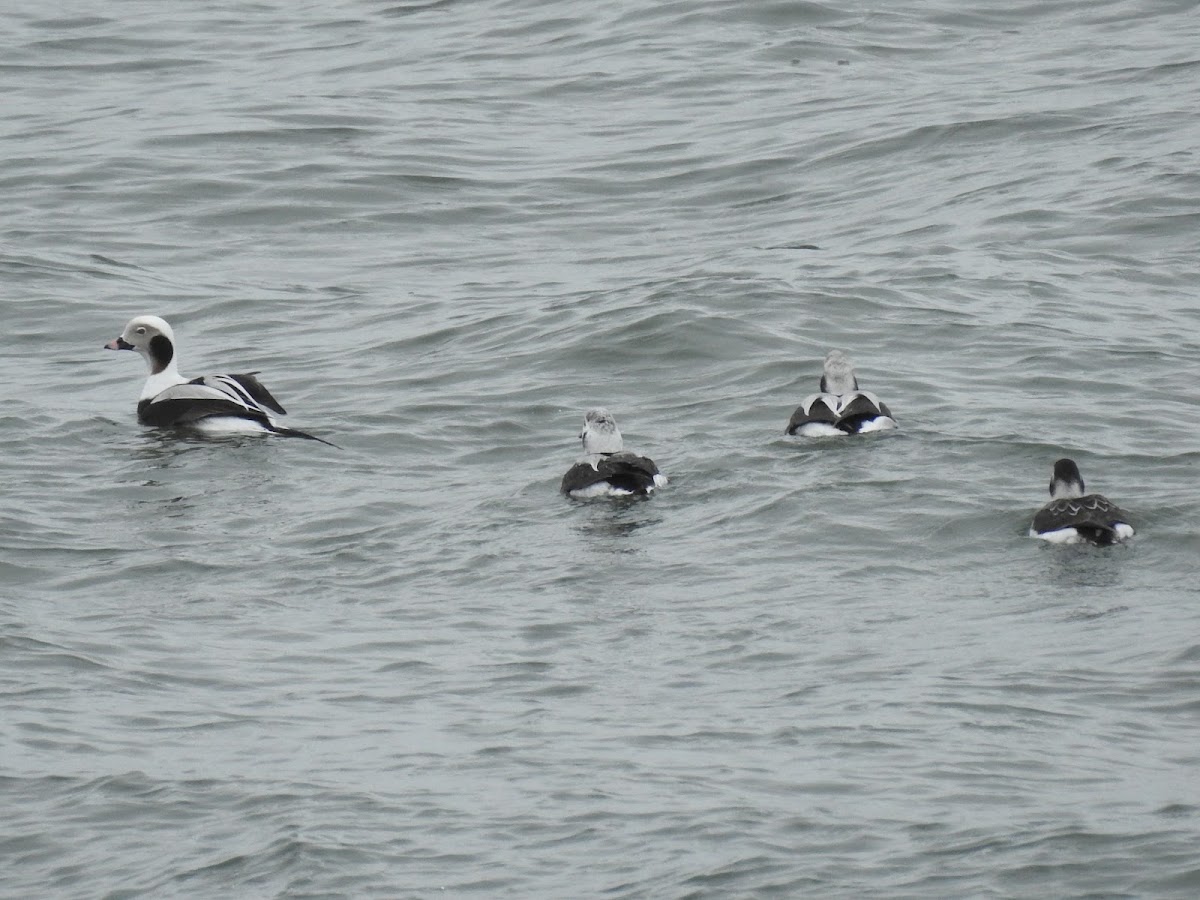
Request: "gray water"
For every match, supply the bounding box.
[4,0,1200,896]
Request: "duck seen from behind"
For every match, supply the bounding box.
[560,408,668,498]
[1030,458,1133,545]
[786,350,896,436]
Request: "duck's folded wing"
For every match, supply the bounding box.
[1032,499,1076,534]
[139,382,271,427]
[606,452,660,477]
[835,391,892,434]
[1032,495,1128,534]
[561,462,605,494]
[599,453,661,492]
[835,391,892,420]
[195,373,287,415]
[786,394,840,435]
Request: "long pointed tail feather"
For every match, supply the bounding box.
[270,425,341,448]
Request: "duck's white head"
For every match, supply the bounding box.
[819,349,859,396]
[1049,458,1086,500]
[104,315,178,375]
[580,408,624,454]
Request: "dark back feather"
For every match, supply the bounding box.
[785,396,840,435]
[562,452,660,495]
[1032,494,1129,542]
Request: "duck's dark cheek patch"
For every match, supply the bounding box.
[149,334,174,373]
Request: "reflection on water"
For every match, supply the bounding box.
[129,428,266,464]
[127,430,207,468]
[1038,540,1132,591]
[115,428,292,524]
[573,500,663,548]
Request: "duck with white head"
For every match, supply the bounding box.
[105,315,335,445]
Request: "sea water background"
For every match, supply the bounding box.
[3,0,1200,896]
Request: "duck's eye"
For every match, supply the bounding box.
[135,327,146,335]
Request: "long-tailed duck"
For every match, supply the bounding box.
[104,315,335,445]
[1030,458,1134,544]
[560,408,668,498]
[785,349,896,436]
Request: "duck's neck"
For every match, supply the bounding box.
[1050,479,1085,501]
[140,360,186,400]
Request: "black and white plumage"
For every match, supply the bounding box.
[104,315,334,445]
[785,350,897,436]
[1030,458,1134,545]
[560,408,668,498]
